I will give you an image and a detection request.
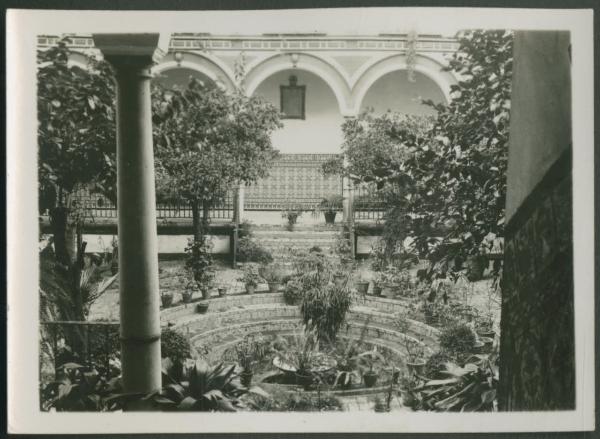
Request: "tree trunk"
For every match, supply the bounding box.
[191,200,202,242]
[48,206,87,358]
[49,206,77,267]
[202,203,210,232]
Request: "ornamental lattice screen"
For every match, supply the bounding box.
[244,154,342,210]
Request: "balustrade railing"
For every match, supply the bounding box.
[55,186,235,221]
[353,182,387,221]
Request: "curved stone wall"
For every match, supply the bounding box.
[160,292,440,365]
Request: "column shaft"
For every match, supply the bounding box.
[115,66,162,394]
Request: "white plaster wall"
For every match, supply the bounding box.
[254,69,444,154]
[254,70,345,155]
[361,70,446,114]
[356,235,381,255]
[79,234,230,254]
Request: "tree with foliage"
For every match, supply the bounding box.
[418,30,513,273]
[38,39,117,322]
[153,74,281,285]
[327,30,512,276]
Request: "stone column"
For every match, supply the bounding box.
[93,34,167,394]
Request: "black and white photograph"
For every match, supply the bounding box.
[6,5,595,434]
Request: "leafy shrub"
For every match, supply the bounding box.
[41,362,122,412]
[300,284,352,342]
[154,359,269,412]
[283,279,303,305]
[237,264,262,288]
[161,328,191,364]
[87,322,120,363]
[260,263,286,283]
[414,355,499,412]
[439,324,476,362]
[237,237,273,264]
[184,237,214,289]
[424,350,452,378]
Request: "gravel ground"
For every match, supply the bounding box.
[88,258,501,326]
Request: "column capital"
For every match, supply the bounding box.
[92,33,169,69]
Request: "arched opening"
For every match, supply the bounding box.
[361,70,446,115]
[254,69,344,154]
[153,67,216,90]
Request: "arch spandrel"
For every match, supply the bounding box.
[351,53,458,114]
[152,51,236,92]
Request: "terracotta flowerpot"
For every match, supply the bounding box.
[479,336,494,353]
[324,211,337,224]
[161,295,173,308]
[181,291,193,303]
[373,284,382,296]
[240,370,253,387]
[477,329,496,339]
[245,284,256,294]
[401,390,417,408]
[218,287,227,297]
[356,281,369,295]
[268,282,282,293]
[406,360,426,375]
[363,371,378,388]
[473,340,485,354]
[201,289,211,300]
[196,302,209,314]
[295,371,314,390]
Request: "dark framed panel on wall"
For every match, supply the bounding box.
[280,74,306,119]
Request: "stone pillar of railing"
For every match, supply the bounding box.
[237,183,245,223]
[341,114,357,259]
[93,33,167,395]
[232,183,245,267]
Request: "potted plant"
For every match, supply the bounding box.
[373,395,390,412]
[355,276,370,295]
[217,286,227,297]
[372,273,384,296]
[281,205,303,231]
[261,263,285,293]
[283,278,303,305]
[313,195,343,225]
[233,335,270,388]
[362,358,379,388]
[403,338,426,375]
[180,275,196,304]
[196,301,209,314]
[330,320,372,390]
[476,314,496,339]
[399,373,420,409]
[161,292,173,308]
[238,265,261,294]
[423,301,440,326]
[273,324,335,391]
